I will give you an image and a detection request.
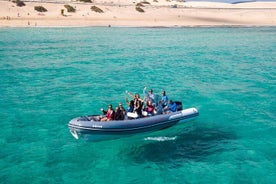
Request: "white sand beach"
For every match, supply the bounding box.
[0,0,276,27]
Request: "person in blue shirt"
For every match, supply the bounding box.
[164,100,177,114]
[126,100,134,113]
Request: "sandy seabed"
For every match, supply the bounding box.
[1,0,276,27]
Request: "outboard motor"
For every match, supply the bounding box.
[175,101,182,111]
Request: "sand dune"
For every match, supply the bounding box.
[0,0,276,27]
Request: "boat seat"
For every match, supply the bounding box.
[127,112,139,119]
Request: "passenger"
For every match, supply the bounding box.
[133,93,144,117]
[126,91,144,102]
[126,100,134,113]
[164,100,177,114]
[118,102,126,114]
[100,104,114,121]
[143,87,155,104]
[155,100,163,115]
[114,106,125,120]
[145,100,155,116]
[126,91,144,118]
[161,90,168,107]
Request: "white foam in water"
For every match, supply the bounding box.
[144,136,177,141]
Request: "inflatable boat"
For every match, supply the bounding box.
[68,107,199,141]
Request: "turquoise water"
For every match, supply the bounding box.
[0,27,275,183]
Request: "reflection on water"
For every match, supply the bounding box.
[125,127,237,165]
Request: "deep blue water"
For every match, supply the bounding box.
[0,27,275,183]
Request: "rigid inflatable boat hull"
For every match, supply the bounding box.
[68,108,199,141]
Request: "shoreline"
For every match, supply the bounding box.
[1,24,276,28]
[1,0,276,28]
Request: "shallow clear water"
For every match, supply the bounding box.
[0,27,275,183]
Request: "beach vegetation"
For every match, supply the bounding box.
[12,0,25,7]
[91,6,104,13]
[141,1,150,5]
[79,0,93,3]
[64,5,76,12]
[172,4,177,8]
[136,3,145,7]
[137,1,151,7]
[136,6,145,13]
[34,6,48,12]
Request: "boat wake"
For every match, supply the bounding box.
[144,136,177,142]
